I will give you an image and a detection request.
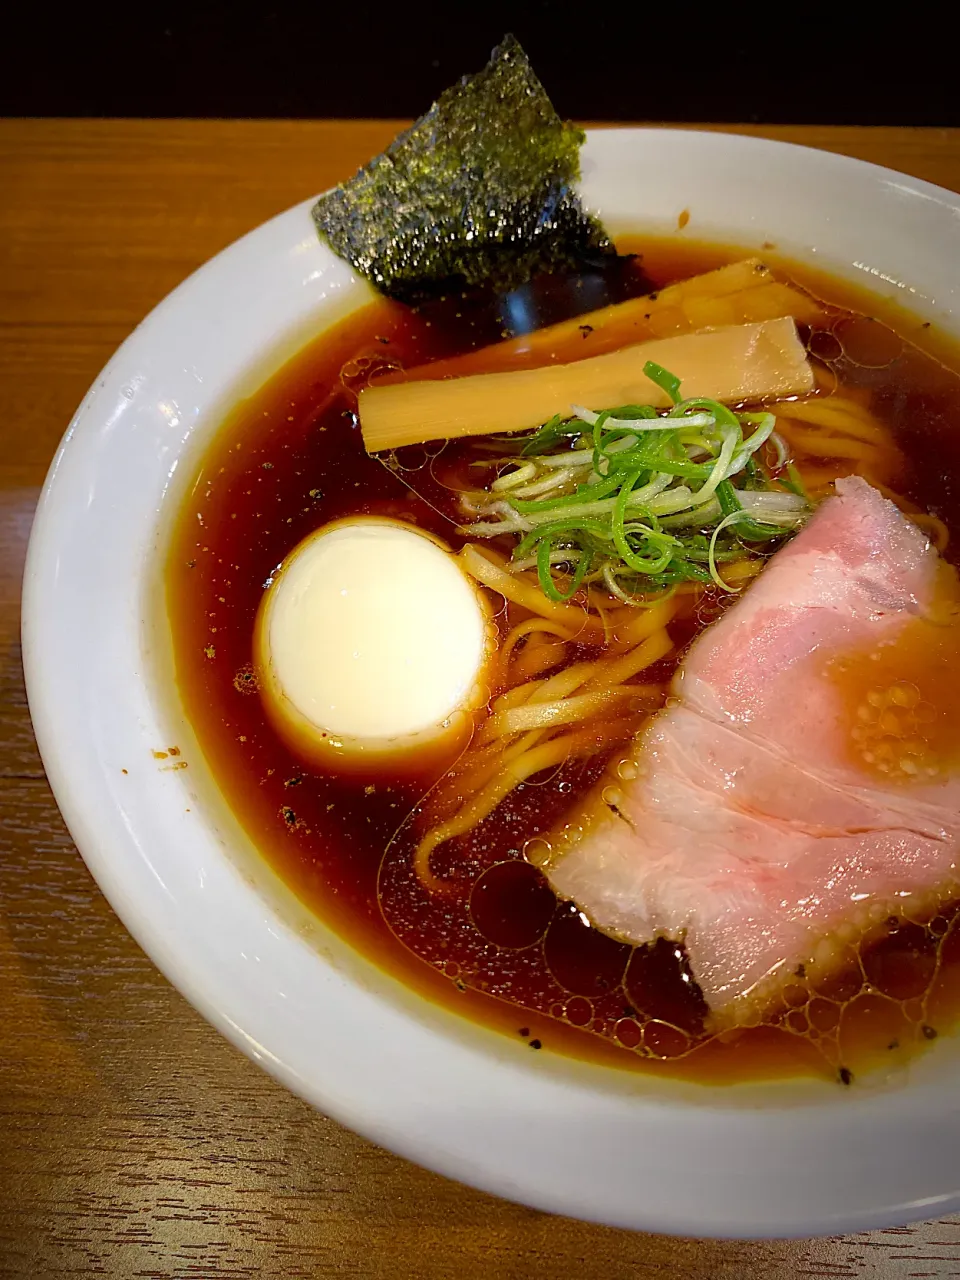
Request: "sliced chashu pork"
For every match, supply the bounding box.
[545,476,960,1024]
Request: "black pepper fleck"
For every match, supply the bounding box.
[518,1027,530,1037]
[794,963,806,979]
[529,1039,542,1050]
[922,1024,938,1040]
[281,806,297,826]
[838,1066,853,1086]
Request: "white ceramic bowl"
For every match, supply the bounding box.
[22,129,960,1239]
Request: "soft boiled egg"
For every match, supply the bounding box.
[255,516,493,773]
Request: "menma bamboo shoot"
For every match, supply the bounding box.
[358,317,814,452]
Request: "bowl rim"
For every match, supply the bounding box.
[21,127,960,1239]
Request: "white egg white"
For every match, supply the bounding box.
[255,516,493,772]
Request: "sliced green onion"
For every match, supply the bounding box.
[643,360,683,404]
[508,467,579,501]
[646,485,696,516]
[716,481,792,540]
[726,413,776,479]
[708,511,747,591]
[513,515,612,561]
[669,396,740,429]
[509,470,623,514]
[658,498,723,529]
[572,404,714,432]
[690,426,739,508]
[611,471,679,574]
[779,462,810,502]
[602,564,678,608]
[536,534,591,602]
[519,415,580,456]
[491,460,537,491]
[466,364,811,598]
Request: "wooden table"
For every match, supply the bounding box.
[4,120,960,1278]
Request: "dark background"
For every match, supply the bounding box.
[1,3,953,124]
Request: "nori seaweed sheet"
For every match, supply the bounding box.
[311,34,613,301]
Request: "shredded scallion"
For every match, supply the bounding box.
[463,366,811,601]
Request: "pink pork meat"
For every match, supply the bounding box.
[545,476,960,1023]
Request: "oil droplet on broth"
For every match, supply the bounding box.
[543,904,631,998]
[469,861,556,949]
[833,315,905,369]
[522,836,553,867]
[564,995,593,1027]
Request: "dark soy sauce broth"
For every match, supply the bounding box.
[167,237,960,1084]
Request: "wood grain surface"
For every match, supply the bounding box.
[3,119,960,1278]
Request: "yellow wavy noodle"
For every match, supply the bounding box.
[414,624,673,890]
[413,718,641,892]
[608,595,678,649]
[500,617,576,654]
[715,557,767,585]
[458,545,607,638]
[780,395,904,493]
[907,512,950,552]
[782,396,949,554]
[782,399,890,443]
[782,425,889,463]
[511,631,570,682]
